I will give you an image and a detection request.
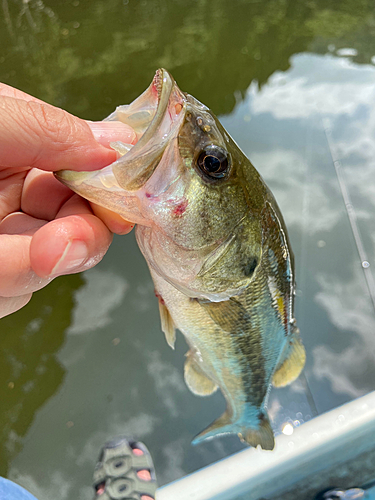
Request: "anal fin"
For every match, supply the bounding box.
[272,325,306,387]
[158,298,176,349]
[184,350,218,397]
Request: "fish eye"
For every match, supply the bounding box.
[197,145,230,180]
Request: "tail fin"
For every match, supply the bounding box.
[192,410,275,451]
[192,409,232,445]
[238,415,275,450]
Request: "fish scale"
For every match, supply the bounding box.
[55,68,306,449]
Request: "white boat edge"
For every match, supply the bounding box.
[156,391,375,499]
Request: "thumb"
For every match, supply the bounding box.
[0,95,136,172]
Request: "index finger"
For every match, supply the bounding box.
[0,82,45,103]
[0,85,136,171]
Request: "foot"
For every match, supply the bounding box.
[93,437,158,500]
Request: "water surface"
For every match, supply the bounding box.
[1,0,375,497]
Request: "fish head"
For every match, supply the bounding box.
[56,69,187,225]
[56,69,268,300]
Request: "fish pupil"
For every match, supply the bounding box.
[197,145,230,180]
[204,155,221,172]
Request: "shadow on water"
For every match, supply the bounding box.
[0,275,83,477]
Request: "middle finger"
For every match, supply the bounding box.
[21,168,74,221]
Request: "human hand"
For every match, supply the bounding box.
[0,83,136,319]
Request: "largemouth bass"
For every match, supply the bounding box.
[56,69,305,450]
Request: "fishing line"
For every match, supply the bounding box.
[300,371,319,417]
[323,119,375,312]
[298,121,319,418]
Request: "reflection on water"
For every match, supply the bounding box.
[1,0,375,497]
[1,0,375,117]
[0,275,83,477]
[67,269,128,335]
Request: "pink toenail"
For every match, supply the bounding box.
[137,470,152,481]
[132,448,144,456]
[96,482,106,495]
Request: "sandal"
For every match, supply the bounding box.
[93,437,158,500]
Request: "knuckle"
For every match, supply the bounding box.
[25,101,80,153]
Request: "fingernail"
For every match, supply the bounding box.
[51,240,88,276]
[88,120,137,147]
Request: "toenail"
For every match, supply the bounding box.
[132,448,144,456]
[95,481,106,495]
[137,470,151,481]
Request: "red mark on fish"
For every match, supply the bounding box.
[154,289,165,305]
[172,199,188,217]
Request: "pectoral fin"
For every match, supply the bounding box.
[184,350,218,396]
[158,299,176,349]
[198,297,250,333]
[272,325,306,387]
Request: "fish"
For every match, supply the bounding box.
[55,69,305,450]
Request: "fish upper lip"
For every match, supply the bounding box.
[110,68,186,191]
[138,68,175,146]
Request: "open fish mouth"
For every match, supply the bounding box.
[56,68,186,196]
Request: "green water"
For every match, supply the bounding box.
[1,0,375,497]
